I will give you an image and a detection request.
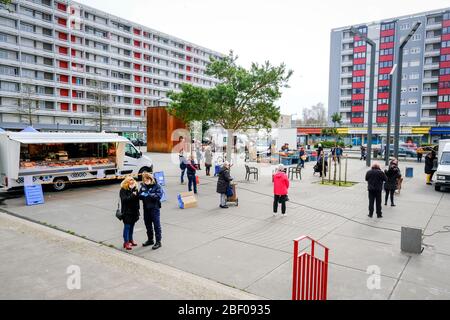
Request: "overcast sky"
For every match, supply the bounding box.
[78,0,450,119]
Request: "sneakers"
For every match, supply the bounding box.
[219,205,229,209]
[142,239,154,247]
[152,242,162,250]
[391,204,396,207]
[273,212,277,217]
[281,212,287,217]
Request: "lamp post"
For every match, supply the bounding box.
[394,22,421,159]
[385,64,397,166]
[350,27,376,167]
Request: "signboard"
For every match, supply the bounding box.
[24,185,44,206]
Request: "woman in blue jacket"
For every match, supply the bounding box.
[139,172,163,250]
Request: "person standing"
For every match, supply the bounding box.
[316,151,328,177]
[119,176,140,250]
[139,172,163,250]
[336,145,343,164]
[204,144,213,176]
[365,163,388,218]
[273,164,290,216]
[299,147,306,168]
[384,161,401,206]
[186,156,198,194]
[179,150,187,185]
[195,140,202,170]
[425,151,437,185]
[317,143,323,156]
[216,161,233,209]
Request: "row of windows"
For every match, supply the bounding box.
[378,98,389,105]
[379,61,393,68]
[380,48,394,56]
[354,40,366,47]
[354,64,366,71]
[437,109,450,116]
[438,95,450,102]
[353,76,365,83]
[440,68,450,76]
[443,27,450,35]
[352,112,364,118]
[379,74,390,80]
[380,36,394,43]
[381,22,395,31]
[354,52,366,59]
[377,111,388,117]
[353,88,364,94]
[352,99,364,106]
[439,81,450,89]
[378,86,389,93]
[442,41,450,48]
[441,54,450,62]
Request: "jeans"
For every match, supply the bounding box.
[180,168,186,183]
[188,174,197,193]
[273,195,287,214]
[123,223,135,243]
[144,207,161,243]
[368,190,382,217]
[300,159,305,168]
[385,189,395,205]
[220,193,227,206]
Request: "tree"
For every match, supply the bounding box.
[0,0,12,12]
[17,83,38,126]
[331,112,342,128]
[89,79,110,132]
[300,103,327,126]
[167,51,293,161]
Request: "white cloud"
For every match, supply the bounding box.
[77,0,450,118]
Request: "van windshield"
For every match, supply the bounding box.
[441,152,450,165]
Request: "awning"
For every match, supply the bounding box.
[430,127,450,135]
[5,132,131,144]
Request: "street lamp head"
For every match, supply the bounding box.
[389,64,397,76]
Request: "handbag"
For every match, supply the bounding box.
[115,200,123,220]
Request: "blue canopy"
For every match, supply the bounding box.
[21,126,38,133]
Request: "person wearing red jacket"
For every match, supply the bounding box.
[273,164,290,216]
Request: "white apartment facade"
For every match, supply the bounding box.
[0,0,222,138]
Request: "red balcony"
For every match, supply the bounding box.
[379,55,394,62]
[134,75,141,82]
[438,101,450,109]
[134,87,141,94]
[353,58,366,65]
[135,110,141,116]
[56,3,67,11]
[380,42,394,49]
[58,74,69,83]
[58,32,68,41]
[437,115,450,122]
[134,52,141,59]
[57,17,67,27]
[133,28,141,35]
[60,103,69,111]
[377,104,389,111]
[352,106,364,112]
[353,46,367,53]
[58,46,68,55]
[378,92,389,99]
[352,82,365,89]
[72,104,78,112]
[380,29,395,37]
[353,70,365,77]
[351,117,364,124]
[377,117,388,123]
[60,89,69,97]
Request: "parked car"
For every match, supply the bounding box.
[387,146,417,157]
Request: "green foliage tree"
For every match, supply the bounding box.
[167,51,292,161]
[0,0,12,12]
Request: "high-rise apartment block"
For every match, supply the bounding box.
[0,0,222,137]
[328,7,450,128]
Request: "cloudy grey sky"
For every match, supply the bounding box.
[78,0,449,118]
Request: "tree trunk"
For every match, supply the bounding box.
[226,129,234,162]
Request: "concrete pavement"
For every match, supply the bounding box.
[2,152,450,299]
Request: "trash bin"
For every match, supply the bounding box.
[405,167,413,178]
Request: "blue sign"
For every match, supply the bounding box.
[154,171,165,186]
[24,185,44,206]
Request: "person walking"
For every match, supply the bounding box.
[186,156,198,194]
[216,161,233,209]
[204,144,213,176]
[360,145,367,161]
[365,163,388,218]
[119,176,140,250]
[317,143,323,156]
[299,147,306,168]
[273,164,290,216]
[384,161,401,207]
[139,172,163,250]
[336,145,343,164]
[179,150,187,184]
[425,151,437,185]
[316,151,328,177]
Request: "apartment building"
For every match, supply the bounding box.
[328,7,450,130]
[0,0,222,137]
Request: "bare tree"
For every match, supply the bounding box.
[17,83,38,126]
[300,102,327,126]
[89,79,110,132]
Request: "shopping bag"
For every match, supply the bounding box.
[160,186,167,202]
[226,185,234,197]
[154,171,165,186]
[196,175,200,185]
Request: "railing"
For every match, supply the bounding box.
[292,236,329,300]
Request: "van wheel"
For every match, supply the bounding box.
[435,185,441,192]
[53,177,68,191]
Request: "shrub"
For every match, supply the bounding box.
[314,141,345,148]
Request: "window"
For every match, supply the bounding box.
[70,118,83,125]
[411,34,421,41]
[410,47,421,54]
[0,81,19,92]
[0,17,16,28]
[409,73,419,80]
[20,22,34,33]
[408,86,419,92]
[21,53,35,64]
[0,65,19,76]
[125,143,140,158]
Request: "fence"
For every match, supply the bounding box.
[292,236,329,300]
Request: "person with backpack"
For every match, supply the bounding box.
[273,164,290,216]
[186,155,198,194]
[119,176,140,251]
[139,172,163,250]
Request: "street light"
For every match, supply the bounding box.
[393,22,421,159]
[385,64,397,166]
[350,27,376,167]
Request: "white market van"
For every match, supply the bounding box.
[0,132,153,191]
[435,139,450,191]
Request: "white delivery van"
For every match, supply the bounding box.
[0,132,153,191]
[435,139,450,191]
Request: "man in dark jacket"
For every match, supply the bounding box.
[425,151,437,185]
[186,156,198,194]
[216,161,233,209]
[384,161,401,206]
[365,163,388,218]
